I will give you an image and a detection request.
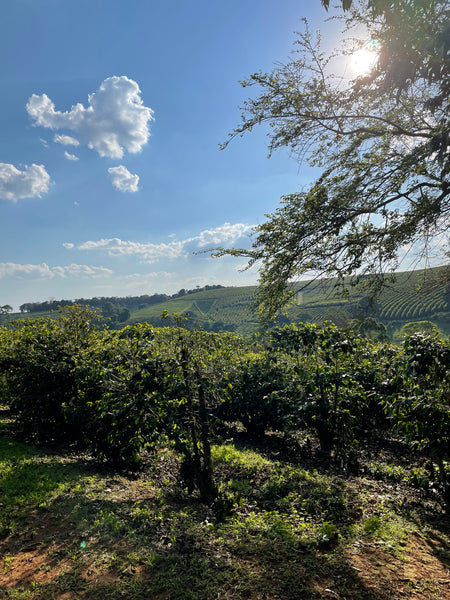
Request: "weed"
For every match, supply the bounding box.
[211,444,274,472]
[367,462,405,482]
[4,589,32,600]
[407,468,430,488]
[363,515,381,534]
[2,555,14,573]
[263,475,285,498]
[0,417,448,600]
[93,508,125,537]
[318,522,340,549]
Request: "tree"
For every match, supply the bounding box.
[358,317,390,343]
[395,320,441,342]
[217,0,449,323]
[117,307,131,323]
[320,1,449,107]
[0,305,13,324]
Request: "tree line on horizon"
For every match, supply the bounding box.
[16,284,225,315]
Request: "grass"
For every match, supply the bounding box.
[0,426,449,600]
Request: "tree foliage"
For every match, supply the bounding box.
[217,0,449,323]
[322,0,449,106]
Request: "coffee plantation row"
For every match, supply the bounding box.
[0,305,448,507]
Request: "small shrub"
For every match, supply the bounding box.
[407,468,430,489]
[367,462,405,482]
[318,522,339,546]
[363,515,381,534]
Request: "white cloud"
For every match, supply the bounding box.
[54,134,80,146]
[236,262,255,271]
[78,238,185,263]
[0,163,51,202]
[108,165,139,192]
[77,223,254,264]
[51,264,113,278]
[63,243,74,249]
[64,151,79,161]
[0,263,54,279]
[27,76,154,158]
[0,262,112,279]
[40,138,49,148]
[188,222,254,247]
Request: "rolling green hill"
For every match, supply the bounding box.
[128,285,259,333]
[126,267,450,336]
[3,267,449,337]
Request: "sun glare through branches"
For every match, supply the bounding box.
[351,39,379,76]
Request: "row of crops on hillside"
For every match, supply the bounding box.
[127,288,259,333]
[0,305,449,507]
[292,282,448,325]
[378,287,447,321]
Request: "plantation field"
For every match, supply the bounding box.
[3,266,448,337]
[127,285,259,332]
[1,307,449,599]
[1,420,449,600]
[128,267,450,335]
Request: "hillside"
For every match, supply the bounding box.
[127,285,259,333]
[127,267,450,336]
[3,267,449,337]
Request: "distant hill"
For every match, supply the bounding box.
[126,267,449,336]
[285,268,450,338]
[3,267,449,337]
[127,285,260,334]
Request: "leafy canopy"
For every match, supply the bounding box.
[216,0,449,323]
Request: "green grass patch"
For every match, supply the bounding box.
[0,432,448,600]
[211,443,274,472]
[0,437,93,536]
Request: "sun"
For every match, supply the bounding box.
[351,39,379,76]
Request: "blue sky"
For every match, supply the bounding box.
[0,0,339,310]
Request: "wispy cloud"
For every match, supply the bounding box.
[121,271,252,297]
[0,262,113,279]
[27,76,154,159]
[54,134,80,146]
[64,151,79,161]
[76,223,254,264]
[124,271,173,282]
[108,165,139,192]
[124,271,174,286]
[78,238,185,262]
[0,163,50,202]
[190,222,254,247]
[51,264,113,278]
